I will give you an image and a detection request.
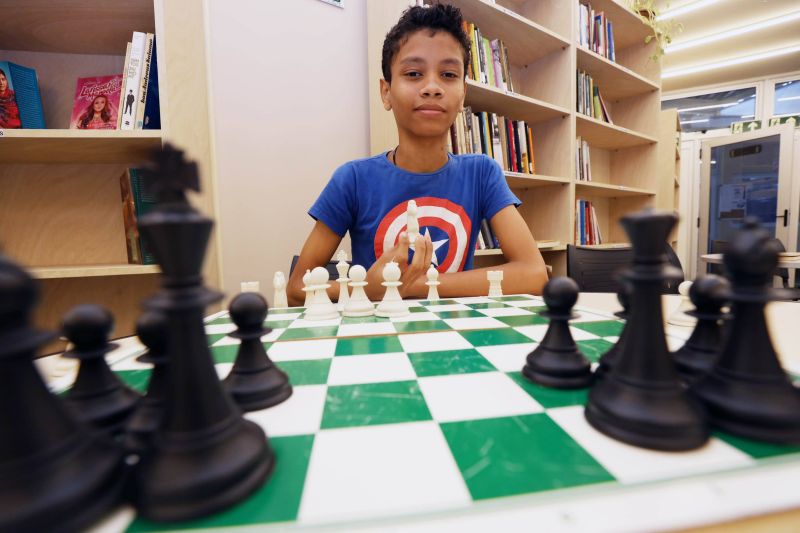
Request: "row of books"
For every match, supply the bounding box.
[477,219,500,250]
[575,199,603,245]
[120,169,157,265]
[463,20,515,93]
[447,106,536,175]
[577,2,616,61]
[576,136,593,181]
[577,70,612,124]
[107,31,160,130]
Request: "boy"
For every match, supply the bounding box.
[287,3,548,306]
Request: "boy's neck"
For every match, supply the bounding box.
[393,135,449,173]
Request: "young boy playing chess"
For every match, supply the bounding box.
[287,3,548,306]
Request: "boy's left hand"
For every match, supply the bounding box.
[365,231,433,300]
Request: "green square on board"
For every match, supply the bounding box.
[576,339,614,363]
[507,371,589,409]
[334,335,404,356]
[126,435,314,531]
[340,315,390,325]
[715,431,800,460]
[116,369,152,393]
[264,319,295,329]
[440,414,614,500]
[572,320,624,337]
[459,328,532,347]
[466,302,507,310]
[495,314,548,328]
[321,380,432,429]
[491,295,536,302]
[435,309,485,319]
[206,316,231,326]
[206,333,230,346]
[393,320,451,334]
[279,326,339,341]
[277,359,331,386]
[407,349,496,377]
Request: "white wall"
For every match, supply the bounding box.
[206,0,369,298]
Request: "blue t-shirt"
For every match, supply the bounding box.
[309,152,520,272]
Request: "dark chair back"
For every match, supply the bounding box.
[708,239,789,288]
[663,244,684,294]
[289,255,345,281]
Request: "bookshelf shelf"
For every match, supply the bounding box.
[475,249,503,256]
[466,79,570,125]
[581,0,650,50]
[575,181,655,198]
[505,172,570,189]
[576,47,658,100]
[575,114,657,149]
[475,243,567,256]
[0,130,162,163]
[452,0,569,65]
[31,264,161,280]
[0,0,155,55]
[581,242,630,249]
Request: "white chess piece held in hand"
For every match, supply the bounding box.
[365,231,433,301]
[406,200,419,250]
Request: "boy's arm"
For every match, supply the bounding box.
[404,205,549,297]
[286,220,343,307]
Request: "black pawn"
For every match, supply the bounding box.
[132,144,274,522]
[0,251,125,532]
[585,210,708,451]
[125,310,170,452]
[672,275,729,382]
[691,218,800,443]
[224,292,292,411]
[522,277,592,388]
[62,304,141,434]
[595,280,632,378]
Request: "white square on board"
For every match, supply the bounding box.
[336,322,397,337]
[268,338,337,362]
[514,325,600,342]
[245,385,327,437]
[327,353,416,386]
[288,317,342,329]
[442,317,507,330]
[425,303,471,312]
[476,343,536,372]
[398,331,473,353]
[478,306,536,317]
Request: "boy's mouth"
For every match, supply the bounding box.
[414,104,446,116]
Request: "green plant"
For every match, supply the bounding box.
[627,0,683,62]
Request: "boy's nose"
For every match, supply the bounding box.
[420,80,443,97]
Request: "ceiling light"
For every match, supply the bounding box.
[665,11,800,53]
[680,119,710,124]
[677,102,736,112]
[777,95,800,102]
[741,115,755,119]
[663,45,800,79]
[656,0,721,21]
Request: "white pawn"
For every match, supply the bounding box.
[487,270,503,297]
[304,266,339,321]
[302,269,312,307]
[407,200,419,250]
[425,265,441,301]
[335,250,350,312]
[272,271,288,308]
[343,265,374,317]
[667,280,696,327]
[375,261,409,318]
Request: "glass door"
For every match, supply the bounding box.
[698,125,795,276]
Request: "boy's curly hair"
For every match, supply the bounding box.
[381,3,471,83]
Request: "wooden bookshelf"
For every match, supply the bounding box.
[0,0,220,353]
[0,130,162,163]
[367,0,662,278]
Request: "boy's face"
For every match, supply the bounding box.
[380,29,466,141]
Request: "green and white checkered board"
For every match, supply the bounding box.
[108,295,800,532]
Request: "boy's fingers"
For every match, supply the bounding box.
[423,234,434,267]
[395,232,410,266]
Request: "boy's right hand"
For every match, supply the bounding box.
[365,231,433,301]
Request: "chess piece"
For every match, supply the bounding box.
[224,292,292,411]
[272,271,288,308]
[672,275,729,383]
[343,265,374,317]
[585,210,708,451]
[487,270,503,297]
[375,261,409,317]
[425,265,441,301]
[0,250,125,532]
[407,200,419,250]
[125,310,170,452]
[131,144,274,521]
[302,269,312,307]
[522,277,592,388]
[62,304,141,434]
[304,266,340,320]
[691,218,800,444]
[595,280,631,379]
[667,280,697,327]
[335,250,350,312]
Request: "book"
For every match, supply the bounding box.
[120,168,158,264]
[134,33,155,129]
[120,31,147,130]
[0,61,45,129]
[117,42,132,128]
[120,169,142,264]
[70,75,123,130]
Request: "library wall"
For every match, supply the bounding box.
[206,0,370,295]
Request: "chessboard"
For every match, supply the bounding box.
[74,295,800,532]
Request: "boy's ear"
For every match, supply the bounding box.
[380,79,392,111]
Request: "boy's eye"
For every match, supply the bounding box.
[404,71,421,78]
[442,72,459,79]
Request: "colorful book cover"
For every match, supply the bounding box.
[120,31,147,130]
[0,61,45,129]
[134,33,155,129]
[70,75,123,130]
[142,36,161,130]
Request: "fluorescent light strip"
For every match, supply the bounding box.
[666,11,800,53]
[677,102,737,112]
[778,95,800,102]
[656,0,721,21]
[741,115,755,118]
[680,119,710,124]
[663,45,800,79]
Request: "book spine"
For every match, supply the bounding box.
[129,168,158,264]
[469,23,480,83]
[134,33,155,129]
[479,220,493,249]
[6,62,45,128]
[117,42,132,128]
[519,122,529,174]
[490,39,505,90]
[490,113,504,168]
[482,37,496,87]
[120,31,147,130]
[512,120,522,173]
[498,115,508,171]
[119,170,142,264]
[527,124,535,174]
[506,119,517,172]
[607,21,615,62]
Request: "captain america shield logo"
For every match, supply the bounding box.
[374,197,472,273]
